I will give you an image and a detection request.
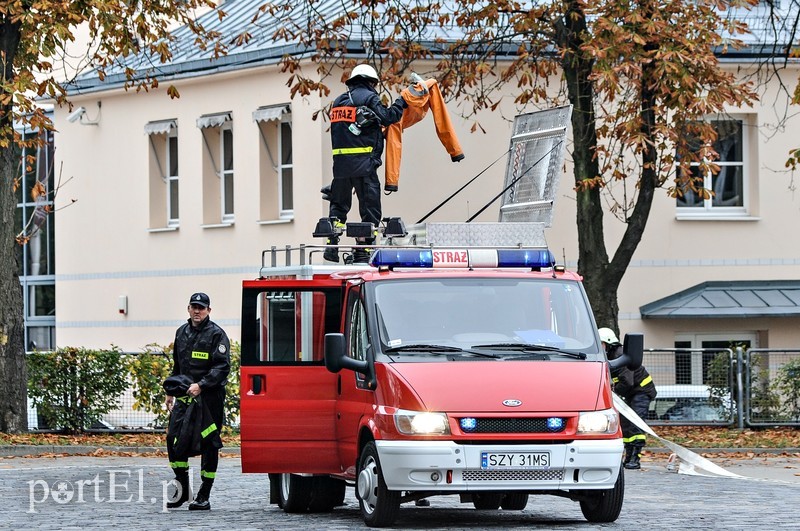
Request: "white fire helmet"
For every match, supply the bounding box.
[598,327,620,345]
[348,64,380,84]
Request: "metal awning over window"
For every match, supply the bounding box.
[252,104,289,123]
[640,281,800,319]
[144,119,176,135]
[196,112,232,129]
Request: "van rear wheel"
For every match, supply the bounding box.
[472,492,503,510]
[501,492,529,510]
[579,467,624,523]
[357,441,400,527]
[279,473,313,513]
[308,476,347,512]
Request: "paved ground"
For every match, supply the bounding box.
[0,453,798,529]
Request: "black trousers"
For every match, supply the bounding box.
[621,392,652,445]
[167,390,225,480]
[328,170,381,229]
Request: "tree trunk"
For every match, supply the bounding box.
[0,17,28,433]
[558,2,619,333]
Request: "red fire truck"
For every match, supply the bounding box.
[239,226,643,527]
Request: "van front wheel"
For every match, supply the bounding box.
[357,442,401,527]
[579,468,624,523]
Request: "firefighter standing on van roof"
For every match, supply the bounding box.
[324,64,407,264]
[599,327,657,470]
[164,292,231,510]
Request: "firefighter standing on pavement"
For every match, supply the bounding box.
[324,64,407,264]
[165,292,231,510]
[599,327,657,470]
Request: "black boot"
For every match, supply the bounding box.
[323,235,340,263]
[622,444,634,465]
[166,471,191,509]
[352,238,374,264]
[624,443,644,470]
[188,479,213,510]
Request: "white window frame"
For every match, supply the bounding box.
[674,332,758,385]
[278,115,293,219]
[220,122,234,223]
[676,115,749,219]
[166,129,179,227]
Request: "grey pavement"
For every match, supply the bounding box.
[0,453,799,530]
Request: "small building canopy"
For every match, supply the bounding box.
[196,112,231,129]
[640,281,800,319]
[144,119,176,135]
[253,104,289,123]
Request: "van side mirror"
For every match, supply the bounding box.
[324,333,369,374]
[608,333,644,371]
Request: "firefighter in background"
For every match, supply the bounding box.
[324,64,407,264]
[599,327,657,470]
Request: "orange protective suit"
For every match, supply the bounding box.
[384,78,465,191]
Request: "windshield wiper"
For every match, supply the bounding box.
[384,344,501,358]
[471,342,587,360]
[385,344,464,353]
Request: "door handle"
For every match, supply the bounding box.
[250,374,265,395]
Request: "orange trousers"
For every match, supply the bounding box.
[384,78,465,191]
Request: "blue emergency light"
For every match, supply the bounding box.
[460,417,478,431]
[547,417,565,431]
[370,248,555,269]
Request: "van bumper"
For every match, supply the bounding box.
[375,439,623,492]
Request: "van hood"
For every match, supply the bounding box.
[388,361,605,413]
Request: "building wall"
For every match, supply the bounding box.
[54,62,800,351]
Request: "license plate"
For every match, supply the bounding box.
[481,451,550,470]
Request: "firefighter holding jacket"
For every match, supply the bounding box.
[599,327,657,470]
[323,64,407,264]
[164,292,231,510]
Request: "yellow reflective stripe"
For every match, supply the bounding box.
[612,377,619,383]
[192,351,209,360]
[170,461,189,469]
[639,375,652,387]
[177,396,193,404]
[201,423,218,439]
[200,470,216,479]
[623,434,647,443]
[332,146,374,155]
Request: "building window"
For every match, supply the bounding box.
[146,119,178,229]
[676,117,748,217]
[14,123,56,351]
[254,105,293,221]
[197,112,234,226]
[674,333,756,385]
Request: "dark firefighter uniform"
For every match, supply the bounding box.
[167,314,230,507]
[326,77,406,262]
[614,364,657,469]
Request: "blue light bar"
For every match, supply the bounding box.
[497,249,554,268]
[546,417,565,431]
[371,249,433,268]
[370,248,554,269]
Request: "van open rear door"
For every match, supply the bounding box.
[240,281,344,473]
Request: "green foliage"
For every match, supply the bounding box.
[706,351,735,418]
[27,347,129,434]
[127,344,174,428]
[747,353,783,422]
[127,342,241,430]
[773,357,800,421]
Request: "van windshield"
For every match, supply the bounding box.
[372,277,598,356]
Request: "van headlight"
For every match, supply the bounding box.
[577,408,619,434]
[394,410,450,435]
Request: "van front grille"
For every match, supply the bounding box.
[458,417,566,434]
[462,469,564,482]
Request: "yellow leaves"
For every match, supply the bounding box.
[166,85,180,99]
[31,181,46,201]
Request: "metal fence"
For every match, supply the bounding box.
[24,348,800,432]
[644,348,800,428]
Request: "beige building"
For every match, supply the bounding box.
[52,1,800,371]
